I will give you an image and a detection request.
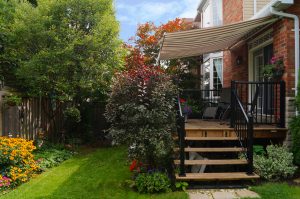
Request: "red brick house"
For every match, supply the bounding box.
[159,0,299,181]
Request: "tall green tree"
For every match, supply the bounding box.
[0,0,123,103]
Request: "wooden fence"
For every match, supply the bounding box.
[1,97,108,142]
[2,97,65,140]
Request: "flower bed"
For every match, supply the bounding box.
[0,137,38,188]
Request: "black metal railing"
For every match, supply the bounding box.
[231,84,254,175]
[176,95,186,177]
[181,89,221,118]
[230,80,286,128]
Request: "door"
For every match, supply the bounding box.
[253,44,274,115]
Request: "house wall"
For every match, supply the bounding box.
[273,0,300,98]
[223,0,243,25]
[244,0,272,20]
[223,0,249,88]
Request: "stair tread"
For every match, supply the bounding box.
[174,159,248,165]
[175,172,259,181]
[185,137,238,141]
[175,147,244,152]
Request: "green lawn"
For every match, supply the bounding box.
[247,182,300,199]
[0,147,187,199]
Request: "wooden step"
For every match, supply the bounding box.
[185,136,239,141]
[175,172,260,181]
[174,159,248,165]
[174,147,244,153]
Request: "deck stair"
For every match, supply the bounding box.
[174,120,260,181]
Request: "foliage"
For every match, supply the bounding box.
[253,145,265,156]
[0,137,38,187]
[175,182,189,191]
[63,107,81,123]
[262,56,284,79]
[254,145,297,181]
[0,0,123,103]
[125,18,199,83]
[3,93,22,106]
[135,172,171,194]
[1,147,188,199]
[33,142,74,172]
[290,116,300,165]
[105,66,177,167]
[0,175,11,191]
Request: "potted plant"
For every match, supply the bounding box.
[262,56,285,80]
[180,98,192,122]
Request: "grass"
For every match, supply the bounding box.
[0,147,187,199]
[245,182,300,199]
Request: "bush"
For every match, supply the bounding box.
[135,172,171,193]
[0,137,39,187]
[105,66,177,167]
[290,116,300,165]
[34,142,74,171]
[254,145,297,181]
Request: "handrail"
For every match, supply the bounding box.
[232,89,249,123]
[176,95,186,177]
[231,81,254,175]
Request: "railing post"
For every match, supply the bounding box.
[247,115,254,175]
[279,80,286,128]
[177,115,186,177]
[230,81,235,128]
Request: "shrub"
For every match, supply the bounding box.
[135,172,171,193]
[34,142,74,171]
[64,107,81,123]
[254,145,297,181]
[290,116,300,165]
[105,66,177,167]
[0,137,39,186]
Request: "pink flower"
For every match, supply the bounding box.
[270,56,276,64]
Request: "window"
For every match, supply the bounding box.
[213,58,223,92]
[202,57,223,97]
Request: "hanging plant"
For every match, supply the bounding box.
[262,56,285,80]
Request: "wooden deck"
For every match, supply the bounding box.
[185,119,288,139]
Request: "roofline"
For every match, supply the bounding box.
[194,0,208,22]
[251,0,294,19]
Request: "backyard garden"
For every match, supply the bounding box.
[0,0,300,199]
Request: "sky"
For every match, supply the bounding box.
[115,0,199,42]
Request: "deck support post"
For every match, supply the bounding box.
[177,115,186,177]
[230,81,236,128]
[247,115,254,175]
[279,80,286,128]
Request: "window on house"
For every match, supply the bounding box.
[213,58,223,95]
[202,58,223,97]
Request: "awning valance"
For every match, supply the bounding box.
[158,17,277,60]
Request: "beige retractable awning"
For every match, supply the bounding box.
[158,17,277,60]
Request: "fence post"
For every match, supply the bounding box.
[230,81,235,128]
[247,115,254,175]
[279,80,286,128]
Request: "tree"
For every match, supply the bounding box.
[0,0,123,102]
[105,65,177,168]
[0,0,124,141]
[125,18,201,89]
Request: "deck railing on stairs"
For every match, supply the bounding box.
[176,95,186,177]
[231,82,254,175]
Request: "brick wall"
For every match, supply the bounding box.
[223,0,247,88]
[273,0,300,98]
[223,0,243,25]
